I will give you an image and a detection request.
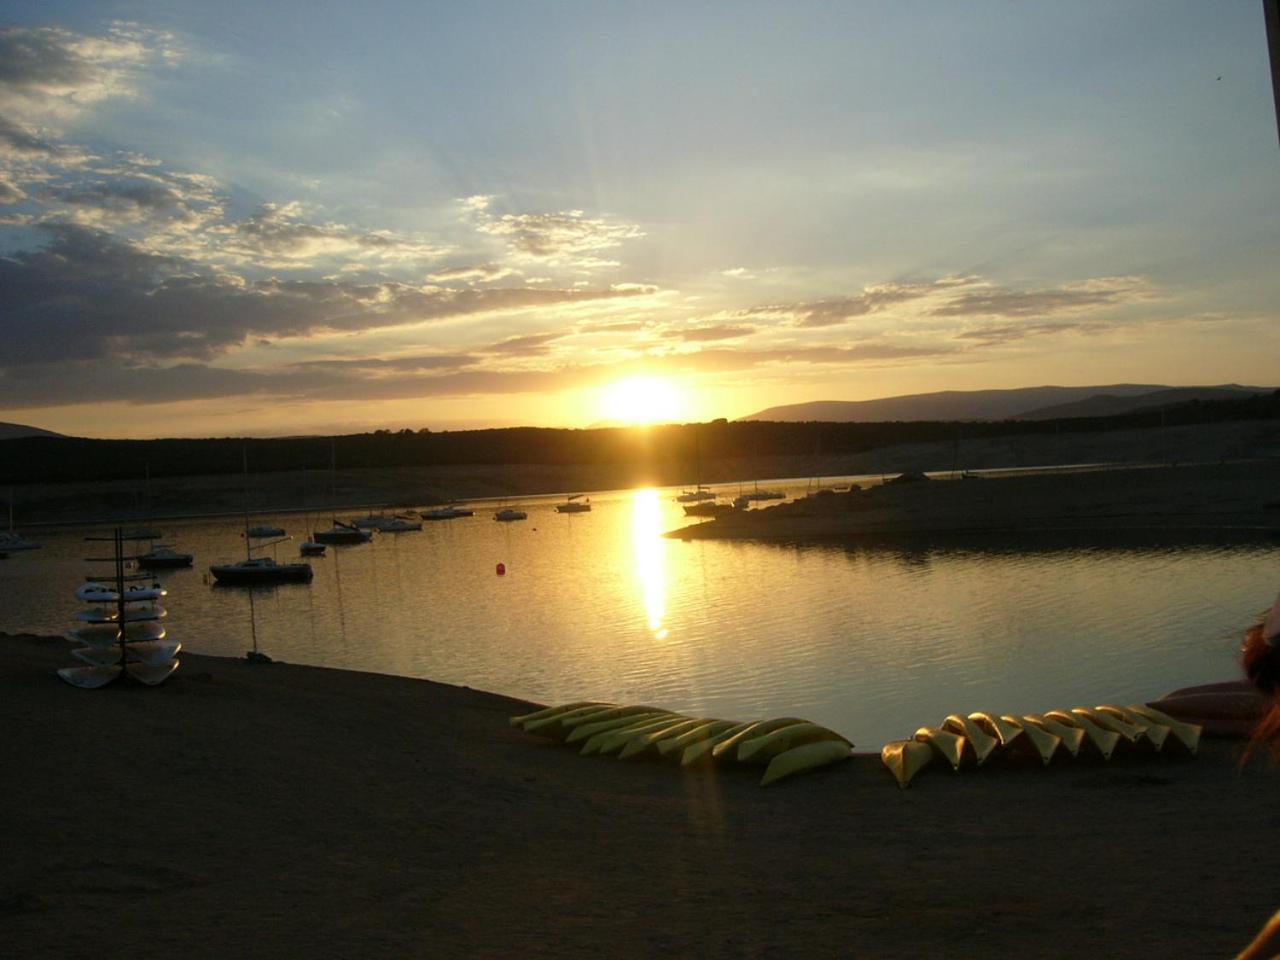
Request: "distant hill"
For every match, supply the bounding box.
[740,385,1275,423]
[0,421,64,440]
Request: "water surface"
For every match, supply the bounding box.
[3,485,1275,748]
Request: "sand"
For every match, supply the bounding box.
[3,632,1278,959]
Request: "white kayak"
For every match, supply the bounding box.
[56,665,122,689]
[76,605,167,624]
[126,660,179,685]
[71,640,181,667]
[68,622,167,646]
[75,582,118,603]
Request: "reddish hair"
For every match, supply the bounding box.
[1242,622,1280,759]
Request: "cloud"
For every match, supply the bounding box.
[732,278,977,328]
[211,201,447,270]
[0,23,177,128]
[462,194,643,268]
[721,267,755,279]
[427,262,516,283]
[481,332,566,356]
[665,324,756,342]
[0,223,660,366]
[930,276,1151,318]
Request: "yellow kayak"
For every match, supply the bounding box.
[656,720,739,758]
[1126,704,1201,754]
[1095,704,1170,751]
[999,714,1061,765]
[564,711,671,744]
[760,740,852,786]
[711,717,805,759]
[522,704,618,737]
[1021,715,1085,758]
[509,701,609,727]
[942,714,998,765]
[968,712,1023,747]
[585,716,687,756]
[914,727,965,771]
[881,739,935,788]
[736,722,851,764]
[1071,707,1145,744]
[617,718,706,759]
[681,721,758,766]
[1045,710,1119,760]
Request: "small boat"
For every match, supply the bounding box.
[135,543,194,568]
[378,515,422,532]
[74,582,167,603]
[421,504,474,520]
[351,513,391,530]
[246,524,286,538]
[299,539,326,556]
[494,508,528,522]
[0,530,40,553]
[312,521,372,544]
[209,556,314,585]
[555,495,591,514]
[675,486,715,503]
[737,482,785,503]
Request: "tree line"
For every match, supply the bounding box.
[1,390,1276,485]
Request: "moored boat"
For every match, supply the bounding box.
[210,556,314,585]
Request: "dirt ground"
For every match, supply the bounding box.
[3,632,1278,959]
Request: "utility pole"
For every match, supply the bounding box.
[1266,0,1280,146]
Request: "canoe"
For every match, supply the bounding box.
[1021,714,1085,758]
[736,722,851,764]
[711,717,805,759]
[551,704,666,736]
[1128,704,1201,754]
[999,714,1062,765]
[1045,710,1120,760]
[681,722,758,766]
[56,665,122,689]
[126,659,179,686]
[968,712,1023,747]
[1095,704,1170,750]
[656,720,739,758]
[617,718,707,759]
[1144,686,1260,739]
[760,740,851,786]
[914,727,965,771]
[509,701,610,727]
[881,739,935,788]
[942,714,998,765]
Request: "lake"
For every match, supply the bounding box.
[3,482,1276,748]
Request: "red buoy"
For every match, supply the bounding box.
[496,562,506,575]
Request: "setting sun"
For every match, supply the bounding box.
[598,376,685,426]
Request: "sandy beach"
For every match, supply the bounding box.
[3,631,1277,959]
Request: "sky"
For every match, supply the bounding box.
[1,2,1278,439]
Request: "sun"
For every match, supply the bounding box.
[599,376,684,426]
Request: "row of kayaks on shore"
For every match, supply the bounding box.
[881,704,1202,788]
[510,702,853,786]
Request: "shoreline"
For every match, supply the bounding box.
[669,459,1280,541]
[4,631,1278,958]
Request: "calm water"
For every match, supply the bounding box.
[3,484,1277,748]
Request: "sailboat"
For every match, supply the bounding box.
[1,490,40,557]
[675,427,716,502]
[555,494,591,514]
[210,448,313,584]
[312,440,371,544]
